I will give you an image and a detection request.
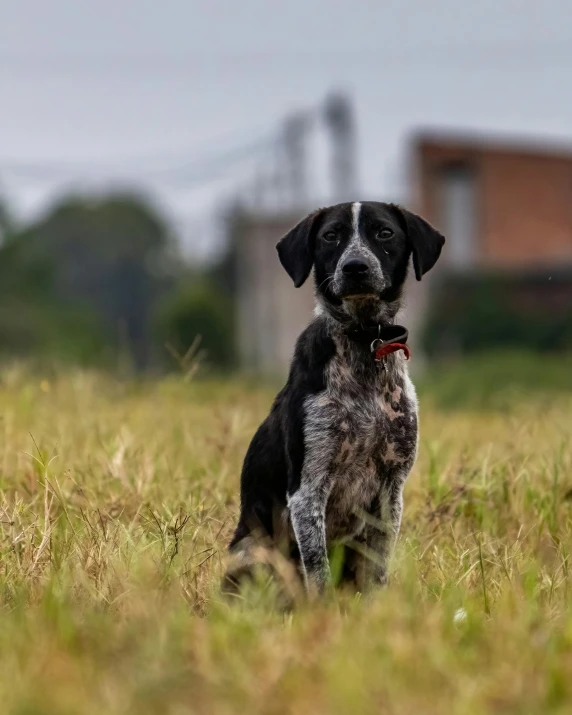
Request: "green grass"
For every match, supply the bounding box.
[0,356,572,714]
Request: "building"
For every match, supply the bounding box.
[412,131,572,354]
[413,131,572,269]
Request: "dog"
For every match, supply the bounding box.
[225,201,445,595]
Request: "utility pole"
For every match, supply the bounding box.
[282,112,311,209]
[324,93,358,202]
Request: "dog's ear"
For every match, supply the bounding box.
[393,205,446,281]
[276,210,324,287]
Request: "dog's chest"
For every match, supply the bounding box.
[303,344,418,540]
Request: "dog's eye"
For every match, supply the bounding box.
[322,231,338,243]
[377,228,394,240]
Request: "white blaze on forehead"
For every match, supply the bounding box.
[333,200,386,296]
[351,201,362,244]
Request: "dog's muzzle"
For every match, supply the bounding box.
[334,255,386,298]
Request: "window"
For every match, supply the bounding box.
[438,162,478,268]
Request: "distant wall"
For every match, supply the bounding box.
[234,212,315,375]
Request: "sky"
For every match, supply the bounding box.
[1,0,572,258]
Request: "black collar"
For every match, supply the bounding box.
[343,323,409,348]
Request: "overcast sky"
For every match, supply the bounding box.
[1,0,572,257]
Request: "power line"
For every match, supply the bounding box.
[1,124,275,171]
[1,41,572,73]
[1,134,276,184]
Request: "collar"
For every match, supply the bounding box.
[343,323,411,362]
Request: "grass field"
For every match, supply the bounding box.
[1,354,572,714]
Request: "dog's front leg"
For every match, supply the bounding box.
[356,483,404,590]
[288,482,332,594]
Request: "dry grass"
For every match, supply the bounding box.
[1,358,572,714]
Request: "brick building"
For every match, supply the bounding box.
[412,132,572,354]
[413,132,572,269]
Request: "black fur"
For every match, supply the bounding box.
[229,319,335,550]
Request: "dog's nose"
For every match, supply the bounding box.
[342,258,369,276]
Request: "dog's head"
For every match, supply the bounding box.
[277,201,445,320]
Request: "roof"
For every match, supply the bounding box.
[410,128,572,161]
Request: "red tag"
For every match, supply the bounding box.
[375,342,411,361]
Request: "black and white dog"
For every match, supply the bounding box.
[226,201,445,594]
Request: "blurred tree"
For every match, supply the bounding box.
[153,276,234,370]
[208,201,243,300]
[423,270,572,355]
[152,201,241,371]
[0,192,179,368]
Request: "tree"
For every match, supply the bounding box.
[0,192,179,368]
[153,277,235,370]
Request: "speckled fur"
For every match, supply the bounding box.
[225,201,444,595]
[290,320,418,591]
